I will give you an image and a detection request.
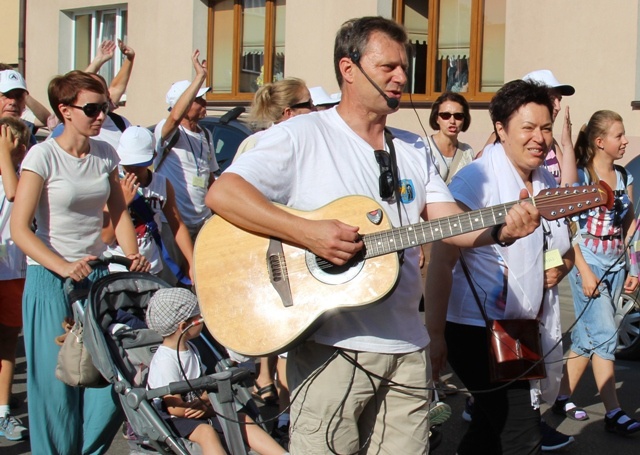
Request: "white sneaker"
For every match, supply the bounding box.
[0,414,28,441]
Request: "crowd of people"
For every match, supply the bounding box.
[0,14,639,455]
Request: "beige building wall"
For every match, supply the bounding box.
[25,0,208,127]
[0,0,20,66]
[22,0,640,165]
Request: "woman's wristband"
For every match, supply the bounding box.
[491,223,515,247]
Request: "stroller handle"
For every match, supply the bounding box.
[87,253,133,269]
[65,254,134,305]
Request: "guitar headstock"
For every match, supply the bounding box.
[535,181,613,221]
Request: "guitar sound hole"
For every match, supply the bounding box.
[305,251,365,285]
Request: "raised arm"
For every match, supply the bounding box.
[108,40,135,105]
[25,95,54,129]
[160,50,207,142]
[85,40,116,74]
[557,106,578,186]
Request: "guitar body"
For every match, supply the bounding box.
[194,195,399,356]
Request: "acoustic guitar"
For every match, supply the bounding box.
[194,183,612,356]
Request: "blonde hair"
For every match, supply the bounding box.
[0,116,30,149]
[249,77,308,124]
[574,110,623,181]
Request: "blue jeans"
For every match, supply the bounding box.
[23,265,123,455]
[568,263,625,361]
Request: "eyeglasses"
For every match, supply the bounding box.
[438,112,465,121]
[68,102,109,118]
[374,149,396,201]
[289,99,316,110]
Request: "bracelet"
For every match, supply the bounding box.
[491,223,514,247]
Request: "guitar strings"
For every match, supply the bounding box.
[278,188,603,274]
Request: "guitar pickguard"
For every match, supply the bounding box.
[305,251,365,285]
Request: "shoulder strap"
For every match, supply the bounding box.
[155,129,181,173]
[614,164,628,187]
[107,112,127,132]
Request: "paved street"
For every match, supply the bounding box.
[2,280,640,454]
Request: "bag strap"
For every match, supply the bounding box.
[459,252,544,324]
[458,253,491,325]
[107,112,127,132]
[155,129,181,173]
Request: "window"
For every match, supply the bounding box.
[395,0,505,102]
[72,7,128,87]
[208,0,285,101]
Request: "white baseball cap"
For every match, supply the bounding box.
[117,126,156,166]
[166,80,210,109]
[522,69,575,96]
[0,70,28,94]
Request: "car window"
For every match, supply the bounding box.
[207,124,249,172]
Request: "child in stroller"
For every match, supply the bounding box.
[145,287,287,455]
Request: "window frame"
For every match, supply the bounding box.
[206,0,282,102]
[394,0,498,104]
[70,6,128,86]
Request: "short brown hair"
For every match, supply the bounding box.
[334,17,408,87]
[48,70,107,122]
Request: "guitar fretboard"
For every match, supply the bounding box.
[362,200,520,258]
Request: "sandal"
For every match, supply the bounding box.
[605,410,640,435]
[252,383,278,405]
[552,398,589,421]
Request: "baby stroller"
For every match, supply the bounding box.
[77,256,261,455]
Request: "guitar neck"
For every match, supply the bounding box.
[362,199,523,258]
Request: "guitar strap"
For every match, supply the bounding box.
[384,128,405,263]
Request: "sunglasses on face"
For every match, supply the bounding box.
[374,149,396,201]
[438,112,465,121]
[289,99,316,110]
[68,102,109,118]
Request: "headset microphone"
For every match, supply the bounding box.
[349,51,400,110]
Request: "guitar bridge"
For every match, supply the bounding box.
[267,238,293,307]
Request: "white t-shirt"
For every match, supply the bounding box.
[147,343,204,389]
[107,172,167,274]
[0,175,26,279]
[445,154,570,325]
[227,108,454,354]
[153,120,219,226]
[21,138,118,264]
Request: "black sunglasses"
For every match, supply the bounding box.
[289,99,315,110]
[374,149,396,201]
[438,112,465,121]
[68,102,110,118]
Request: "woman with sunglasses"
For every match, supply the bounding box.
[552,110,640,435]
[427,92,474,184]
[235,77,316,160]
[11,70,149,454]
[426,79,575,454]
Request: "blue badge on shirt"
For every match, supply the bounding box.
[399,179,415,204]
